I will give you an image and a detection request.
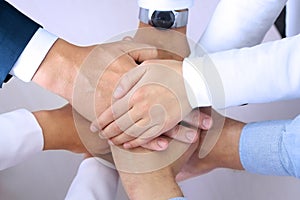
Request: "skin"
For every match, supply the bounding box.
[177,116,245,181]
[118,140,199,200]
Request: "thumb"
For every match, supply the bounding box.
[113,65,147,99]
[123,41,159,63]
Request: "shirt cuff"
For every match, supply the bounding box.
[0,109,43,170]
[138,0,193,10]
[65,157,118,200]
[10,28,58,82]
[182,58,211,108]
[239,119,291,177]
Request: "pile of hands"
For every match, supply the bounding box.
[38,27,225,199]
[86,27,219,176]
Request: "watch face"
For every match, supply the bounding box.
[151,11,175,29]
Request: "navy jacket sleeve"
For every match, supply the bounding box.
[0,0,41,87]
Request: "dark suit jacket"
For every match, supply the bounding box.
[0,0,41,87]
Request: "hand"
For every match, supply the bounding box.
[92,59,193,148]
[32,39,158,122]
[176,117,245,182]
[140,109,213,151]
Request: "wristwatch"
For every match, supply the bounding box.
[139,7,188,29]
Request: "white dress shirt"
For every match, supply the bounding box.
[183,0,300,109]
[0,109,118,199]
[9,28,57,82]
[0,109,43,170]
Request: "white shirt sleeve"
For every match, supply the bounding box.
[184,34,300,109]
[65,158,118,200]
[0,109,44,170]
[9,28,58,82]
[138,0,193,10]
[199,0,287,53]
[286,0,300,37]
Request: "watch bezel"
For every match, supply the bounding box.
[139,8,188,29]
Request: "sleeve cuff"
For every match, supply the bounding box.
[10,28,58,82]
[138,0,193,10]
[182,58,211,108]
[65,157,118,200]
[239,119,291,177]
[0,109,43,170]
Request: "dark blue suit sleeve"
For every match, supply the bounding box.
[0,0,41,87]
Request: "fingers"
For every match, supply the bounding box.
[164,125,199,144]
[141,137,169,151]
[111,125,161,148]
[113,65,147,99]
[183,109,213,130]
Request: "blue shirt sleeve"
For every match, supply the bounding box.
[240,114,300,178]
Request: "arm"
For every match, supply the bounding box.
[240,115,300,178]
[133,0,192,60]
[178,113,300,181]
[119,167,184,200]
[114,140,198,200]
[199,0,287,53]
[1,1,159,123]
[0,0,43,86]
[65,158,118,200]
[0,103,114,171]
[184,34,300,109]
[0,105,85,170]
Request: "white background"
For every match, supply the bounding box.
[1,0,300,199]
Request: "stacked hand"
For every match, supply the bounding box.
[92,59,193,148]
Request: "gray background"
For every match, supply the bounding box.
[0,0,300,199]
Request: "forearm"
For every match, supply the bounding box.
[32,105,86,153]
[32,39,94,102]
[119,168,183,200]
[199,0,287,52]
[185,34,300,109]
[200,117,244,171]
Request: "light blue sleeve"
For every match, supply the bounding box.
[239,114,300,178]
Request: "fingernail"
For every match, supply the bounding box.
[123,143,131,149]
[113,86,123,98]
[203,118,212,129]
[98,133,106,139]
[157,139,167,149]
[90,125,99,133]
[186,131,196,142]
[108,140,114,146]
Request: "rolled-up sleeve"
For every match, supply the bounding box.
[240,115,300,178]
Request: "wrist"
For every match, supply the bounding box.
[32,39,94,102]
[120,168,183,200]
[33,105,86,153]
[138,21,187,34]
[201,118,245,170]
